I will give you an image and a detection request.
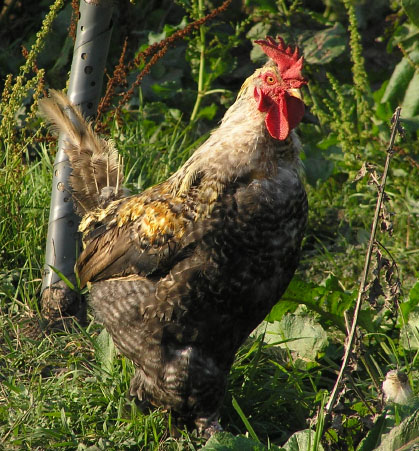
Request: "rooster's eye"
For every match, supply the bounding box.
[265,75,276,85]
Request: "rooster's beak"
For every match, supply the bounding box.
[288,88,303,101]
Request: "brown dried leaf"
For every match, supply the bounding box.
[354,162,368,182]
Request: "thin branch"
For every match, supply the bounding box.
[325,106,402,415]
[95,0,232,131]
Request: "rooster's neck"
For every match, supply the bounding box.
[170,85,302,196]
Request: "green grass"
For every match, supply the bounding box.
[1,0,418,449]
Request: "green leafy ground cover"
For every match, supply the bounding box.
[0,0,418,449]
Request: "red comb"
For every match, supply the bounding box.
[255,36,305,82]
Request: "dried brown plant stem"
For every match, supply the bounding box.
[95,0,232,130]
[325,106,402,415]
[119,0,232,109]
[127,0,232,72]
[95,37,129,128]
[115,44,170,116]
[69,0,79,42]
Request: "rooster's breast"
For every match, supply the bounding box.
[197,168,307,334]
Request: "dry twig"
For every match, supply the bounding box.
[325,106,403,415]
[95,0,232,132]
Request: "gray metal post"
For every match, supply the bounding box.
[41,0,113,323]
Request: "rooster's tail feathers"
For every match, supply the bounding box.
[39,90,126,216]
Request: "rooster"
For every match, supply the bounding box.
[39,36,308,436]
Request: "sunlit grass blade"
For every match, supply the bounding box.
[232,396,259,442]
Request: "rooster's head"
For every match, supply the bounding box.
[253,36,307,141]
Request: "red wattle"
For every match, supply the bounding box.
[265,100,288,140]
[285,94,305,131]
[254,88,305,141]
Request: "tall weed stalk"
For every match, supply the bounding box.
[0,0,63,299]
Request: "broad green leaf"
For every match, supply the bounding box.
[49,35,73,77]
[322,274,342,291]
[244,0,278,13]
[400,115,419,132]
[247,23,273,63]
[196,104,218,120]
[267,278,356,331]
[316,134,339,150]
[151,78,182,99]
[374,408,419,451]
[400,310,419,350]
[357,405,418,451]
[208,57,231,81]
[256,314,328,361]
[382,50,419,105]
[357,412,392,451]
[402,0,419,27]
[399,283,419,350]
[147,18,188,44]
[95,329,116,375]
[202,431,277,450]
[282,429,325,451]
[267,298,299,322]
[401,69,419,116]
[304,157,334,186]
[409,280,419,303]
[398,280,419,326]
[302,23,346,65]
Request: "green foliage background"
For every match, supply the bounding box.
[0,0,418,449]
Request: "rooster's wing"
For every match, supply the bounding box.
[76,183,199,288]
